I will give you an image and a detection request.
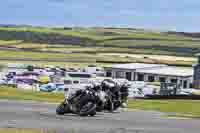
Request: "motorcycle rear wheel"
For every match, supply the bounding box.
[79,102,96,117]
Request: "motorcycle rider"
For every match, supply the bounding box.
[57,84,97,116]
[102,79,129,108]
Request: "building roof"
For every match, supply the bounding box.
[106,63,166,70]
[195,53,200,57]
[136,66,193,77]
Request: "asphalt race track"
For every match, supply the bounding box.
[0,100,199,133]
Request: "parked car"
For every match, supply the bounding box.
[0,79,6,85]
[40,83,65,92]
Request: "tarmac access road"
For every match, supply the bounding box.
[0,100,199,133]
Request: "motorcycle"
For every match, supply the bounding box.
[56,87,97,116]
[100,79,129,112]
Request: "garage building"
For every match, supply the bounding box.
[104,63,193,89]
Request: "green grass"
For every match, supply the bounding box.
[0,49,195,67]
[0,50,145,64]
[0,40,22,45]
[0,86,63,103]
[100,40,200,57]
[2,40,199,58]
[128,100,200,118]
[0,60,112,68]
[0,128,53,133]
[0,50,97,61]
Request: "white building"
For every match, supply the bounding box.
[104,63,193,89]
[83,65,104,76]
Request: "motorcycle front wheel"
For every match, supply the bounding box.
[56,103,65,115]
[104,96,114,112]
[56,102,70,115]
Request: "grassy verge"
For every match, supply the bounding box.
[0,86,63,103]
[0,128,53,133]
[0,61,112,68]
[0,49,195,67]
[128,100,200,118]
[0,50,136,63]
[0,50,96,60]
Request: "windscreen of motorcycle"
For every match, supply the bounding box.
[64,88,79,99]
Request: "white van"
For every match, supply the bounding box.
[63,72,94,91]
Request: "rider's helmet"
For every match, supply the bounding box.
[102,79,115,89]
[92,82,102,91]
[85,84,94,90]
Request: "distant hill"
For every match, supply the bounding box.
[0,25,197,45]
[0,25,200,57]
[167,31,200,38]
